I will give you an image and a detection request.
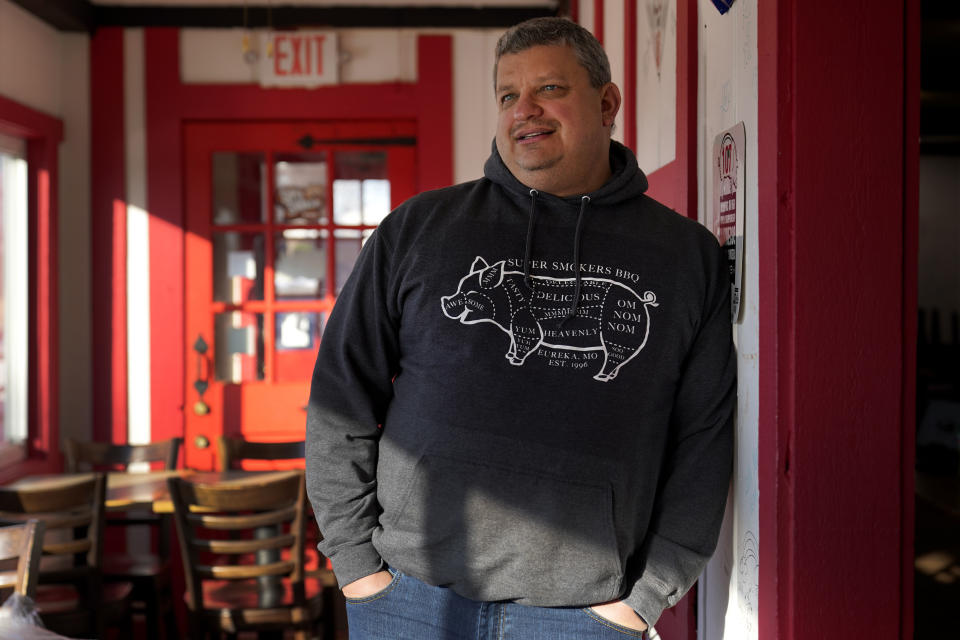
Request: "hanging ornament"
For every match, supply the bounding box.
[242,0,258,63]
[265,0,275,58]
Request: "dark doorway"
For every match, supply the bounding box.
[915,2,960,637]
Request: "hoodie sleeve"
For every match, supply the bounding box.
[305,226,401,588]
[622,238,736,627]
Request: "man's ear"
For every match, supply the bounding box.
[599,82,622,129]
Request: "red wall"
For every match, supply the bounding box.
[90,29,128,445]
[758,0,917,637]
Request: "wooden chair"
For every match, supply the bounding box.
[167,470,325,640]
[64,437,183,640]
[0,474,133,638]
[0,520,45,600]
[217,435,338,637]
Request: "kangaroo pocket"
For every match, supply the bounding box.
[377,452,623,606]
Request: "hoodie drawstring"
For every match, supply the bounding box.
[561,195,591,325]
[523,189,539,288]
[523,190,592,323]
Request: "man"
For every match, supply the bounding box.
[306,16,734,639]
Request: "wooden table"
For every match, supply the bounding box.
[7,469,298,513]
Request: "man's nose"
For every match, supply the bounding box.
[512,91,543,120]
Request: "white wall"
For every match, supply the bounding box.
[634,0,676,173]
[58,34,93,447]
[0,0,63,116]
[919,155,960,319]
[0,0,93,447]
[603,0,625,144]
[453,30,503,183]
[697,0,759,638]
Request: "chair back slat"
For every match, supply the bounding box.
[199,561,296,580]
[187,505,298,530]
[179,473,302,511]
[217,436,304,471]
[195,533,296,555]
[66,438,183,472]
[0,475,99,514]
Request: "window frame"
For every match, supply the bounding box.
[0,93,63,483]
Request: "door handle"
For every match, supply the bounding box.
[193,334,211,416]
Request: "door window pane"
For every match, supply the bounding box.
[362,179,391,225]
[213,232,265,303]
[333,151,390,226]
[274,312,327,383]
[332,180,362,225]
[275,153,328,225]
[276,311,325,351]
[334,229,364,295]
[275,229,326,299]
[214,312,265,383]
[212,152,266,225]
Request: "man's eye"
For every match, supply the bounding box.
[500,94,516,104]
[542,84,560,92]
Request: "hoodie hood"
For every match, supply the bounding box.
[482,138,649,207]
[483,139,651,321]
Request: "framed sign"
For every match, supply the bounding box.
[259,31,338,88]
[710,121,745,323]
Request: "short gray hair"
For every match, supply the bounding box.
[494,17,611,89]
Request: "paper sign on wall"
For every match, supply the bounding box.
[259,31,338,88]
[710,122,745,323]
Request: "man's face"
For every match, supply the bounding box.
[495,44,620,197]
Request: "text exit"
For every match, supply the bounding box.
[259,31,339,87]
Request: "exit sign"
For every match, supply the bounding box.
[259,31,338,88]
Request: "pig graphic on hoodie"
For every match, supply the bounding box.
[441,256,658,382]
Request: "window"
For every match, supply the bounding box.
[0,133,28,461]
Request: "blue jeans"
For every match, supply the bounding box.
[345,569,648,640]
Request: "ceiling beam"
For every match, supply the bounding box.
[14,1,558,32]
[10,0,94,31]
[93,5,557,29]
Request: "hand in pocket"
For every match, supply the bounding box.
[589,601,648,631]
[342,570,394,599]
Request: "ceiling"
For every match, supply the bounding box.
[12,0,560,31]
[13,0,955,153]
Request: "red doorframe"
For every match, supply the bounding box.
[90,29,128,446]
[0,94,63,482]
[757,1,918,637]
[138,29,452,450]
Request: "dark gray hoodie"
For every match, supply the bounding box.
[306,140,735,626]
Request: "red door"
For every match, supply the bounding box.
[184,121,416,469]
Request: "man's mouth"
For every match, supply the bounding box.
[515,129,554,143]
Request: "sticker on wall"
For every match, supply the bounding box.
[711,0,736,14]
[710,122,746,323]
[645,0,669,79]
